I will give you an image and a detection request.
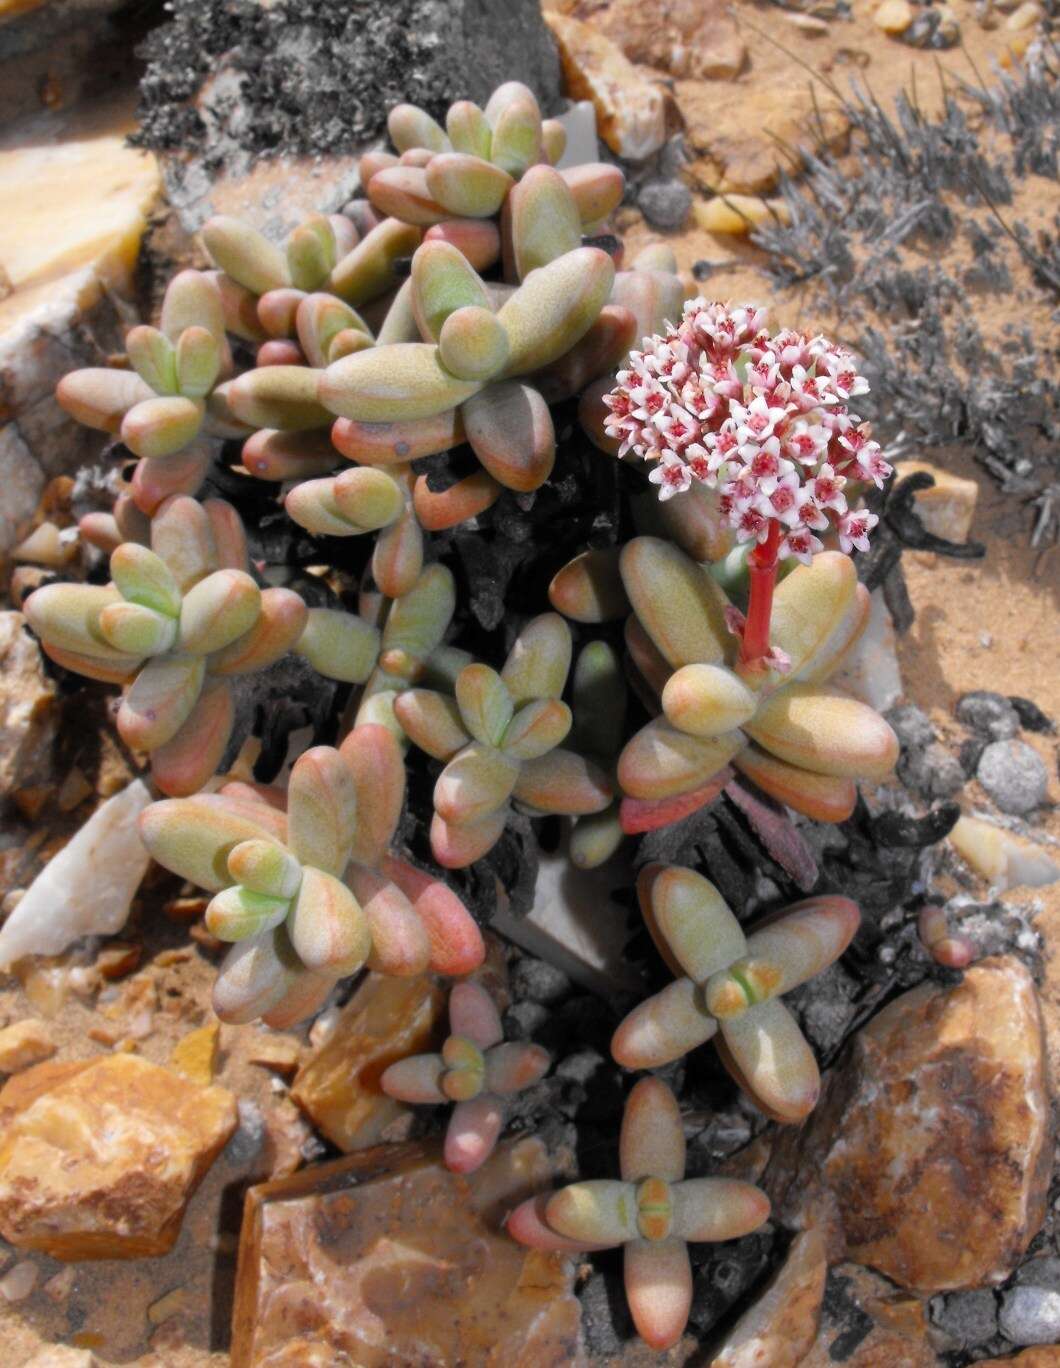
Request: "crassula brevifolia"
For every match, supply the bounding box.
[139,724,484,1026]
[394,612,613,867]
[508,1076,770,1349]
[22,496,378,796]
[613,865,860,1122]
[381,980,549,1174]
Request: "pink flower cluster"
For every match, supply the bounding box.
[603,301,892,563]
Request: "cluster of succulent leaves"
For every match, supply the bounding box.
[26,80,906,1351]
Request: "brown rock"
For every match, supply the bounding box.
[0,612,56,797]
[544,12,667,160]
[291,972,447,1151]
[800,1264,940,1367]
[231,1136,584,1368]
[766,959,1050,1293]
[710,1229,827,1367]
[572,0,746,80]
[681,81,849,195]
[0,1017,56,1073]
[0,1052,237,1259]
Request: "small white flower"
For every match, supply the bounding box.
[648,452,692,501]
[837,510,879,554]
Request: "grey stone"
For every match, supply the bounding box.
[886,703,936,751]
[898,741,966,799]
[136,0,561,232]
[956,691,1022,741]
[1000,1274,1060,1346]
[978,739,1049,815]
[637,178,692,231]
[930,1288,998,1349]
[503,1000,551,1041]
[511,955,572,1005]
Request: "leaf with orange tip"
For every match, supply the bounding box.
[532,305,638,404]
[381,855,484,975]
[618,769,731,836]
[513,748,612,815]
[462,381,556,492]
[549,547,629,624]
[507,1195,614,1253]
[620,537,730,670]
[717,998,821,1124]
[260,969,337,1030]
[209,587,308,676]
[380,1052,446,1104]
[150,678,235,797]
[430,805,509,868]
[747,684,899,781]
[435,742,519,826]
[287,745,358,877]
[732,744,857,824]
[394,688,470,760]
[624,1238,692,1352]
[449,981,503,1050]
[500,612,571,706]
[242,428,339,481]
[611,977,717,1072]
[372,502,424,600]
[288,865,371,975]
[118,654,205,752]
[546,1181,637,1247]
[339,723,406,868]
[213,927,296,1025]
[139,794,281,891]
[413,469,502,530]
[618,718,742,802]
[131,447,211,516]
[484,1042,549,1095]
[444,1094,504,1174]
[620,1074,685,1183]
[348,866,431,977]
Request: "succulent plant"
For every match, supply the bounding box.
[614,537,898,820]
[394,613,613,867]
[612,865,860,1122]
[381,980,549,1174]
[565,638,629,869]
[508,1076,770,1349]
[139,724,485,1026]
[362,83,624,241]
[56,271,248,514]
[23,496,379,795]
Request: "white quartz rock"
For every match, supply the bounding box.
[0,779,152,967]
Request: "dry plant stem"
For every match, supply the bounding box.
[741,521,781,671]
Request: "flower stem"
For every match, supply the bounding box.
[740,521,781,671]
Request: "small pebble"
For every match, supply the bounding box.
[874,0,914,32]
[637,178,692,231]
[0,1261,38,1302]
[898,741,965,799]
[930,1288,999,1348]
[504,1001,550,1040]
[977,739,1049,815]
[1000,1284,1060,1345]
[510,956,571,1005]
[956,690,1021,741]
[886,703,936,750]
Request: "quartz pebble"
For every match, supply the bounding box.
[0,1259,38,1301]
[1000,1260,1060,1346]
[694,195,791,235]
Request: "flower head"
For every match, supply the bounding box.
[603,302,891,562]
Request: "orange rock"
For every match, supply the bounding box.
[0,1017,56,1073]
[170,1021,220,1086]
[0,1052,237,1259]
[291,972,447,1151]
[231,1137,584,1367]
[709,1230,827,1367]
[544,12,666,160]
[766,958,1050,1293]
